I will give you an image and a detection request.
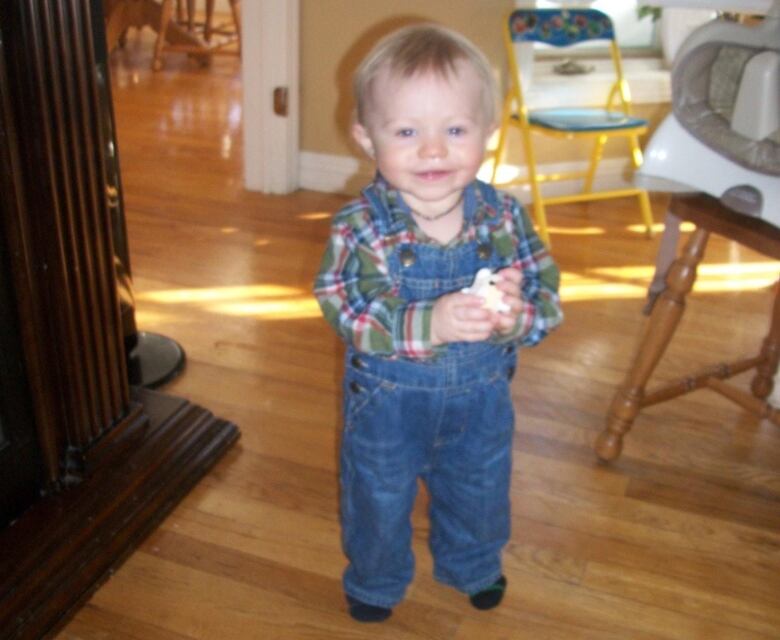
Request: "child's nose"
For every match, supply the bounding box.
[418,134,447,159]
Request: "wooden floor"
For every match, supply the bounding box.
[58,31,780,640]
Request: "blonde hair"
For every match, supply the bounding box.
[353,24,496,126]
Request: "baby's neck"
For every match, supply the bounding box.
[412,208,464,245]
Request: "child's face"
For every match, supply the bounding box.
[353,61,494,214]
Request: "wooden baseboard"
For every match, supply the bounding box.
[0,388,239,640]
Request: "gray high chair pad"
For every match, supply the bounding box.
[673,42,780,176]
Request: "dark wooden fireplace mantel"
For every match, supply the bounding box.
[0,2,239,638]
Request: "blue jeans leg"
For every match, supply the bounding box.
[426,376,514,594]
[339,379,430,609]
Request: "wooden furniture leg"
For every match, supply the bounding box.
[751,281,780,400]
[230,0,241,56]
[595,227,711,461]
[152,0,174,71]
[204,0,216,42]
[186,0,196,32]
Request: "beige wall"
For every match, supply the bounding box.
[300,0,513,158]
[299,0,670,167]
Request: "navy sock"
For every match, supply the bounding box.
[346,595,393,623]
[469,575,507,610]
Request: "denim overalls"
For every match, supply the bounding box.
[340,182,518,608]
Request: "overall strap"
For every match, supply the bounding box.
[476,179,504,213]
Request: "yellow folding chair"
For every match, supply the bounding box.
[490,8,654,246]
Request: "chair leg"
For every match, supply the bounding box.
[595,227,710,461]
[583,135,607,194]
[152,0,175,71]
[629,134,644,169]
[490,94,513,184]
[521,125,550,247]
[230,0,241,56]
[751,280,780,400]
[638,189,654,238]
[205,0,216,42]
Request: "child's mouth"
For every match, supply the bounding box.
[416,170,452,181]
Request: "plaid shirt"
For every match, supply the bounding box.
[314,177,562,359]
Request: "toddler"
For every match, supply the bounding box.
[314,23,562,623]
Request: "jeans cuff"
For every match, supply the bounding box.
[434,568,503,595]
[344,585,402,610]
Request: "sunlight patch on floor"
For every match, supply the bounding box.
[135,258,778,319]
[209,298,321,319]
[137,284,321,319]
[563,261,779,301]
[625,221,697,234]
[298,211,332,221]
[546,225,605,236]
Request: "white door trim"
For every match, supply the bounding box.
[242,0,299,193]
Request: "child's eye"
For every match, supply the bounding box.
[396,128,415,138]
[448,126,466,136]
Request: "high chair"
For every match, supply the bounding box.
[490,8,654,246]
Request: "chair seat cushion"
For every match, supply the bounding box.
[527,108,647,131]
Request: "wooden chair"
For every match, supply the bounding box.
[490,8,654,246]
[152,0,241,71]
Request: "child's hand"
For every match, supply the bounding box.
[430,292,495,346]
[492,267,523,334]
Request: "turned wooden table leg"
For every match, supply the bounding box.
[595,227,711,461]
[751,280,780,400]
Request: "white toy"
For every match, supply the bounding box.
[461,268,510,313]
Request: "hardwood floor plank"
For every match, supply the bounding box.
[87,552,450,640]
[582,561,780,638]
[57,604,195,640]
[514,518,780,608]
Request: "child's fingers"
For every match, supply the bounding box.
[494,313,517,333]
[454,292,489,307]
[496,267,522,283]
[458,321,495,341]
[456,304,492,321]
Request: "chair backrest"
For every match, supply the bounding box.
[503,8,628,113]
[507,9,615,47]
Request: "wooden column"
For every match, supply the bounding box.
[1,0,138,485]
[0,2,239,638]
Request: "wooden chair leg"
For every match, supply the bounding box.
[205,0,216,42]
[751,280,780,400]
[595,227,711,461]
[152,0,174,71]
[186,0,196,32]
[229,0,241,56]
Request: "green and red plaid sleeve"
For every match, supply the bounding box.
[314,199,437,359]
[490,192,562,346]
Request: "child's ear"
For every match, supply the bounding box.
[352,122,375,159]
